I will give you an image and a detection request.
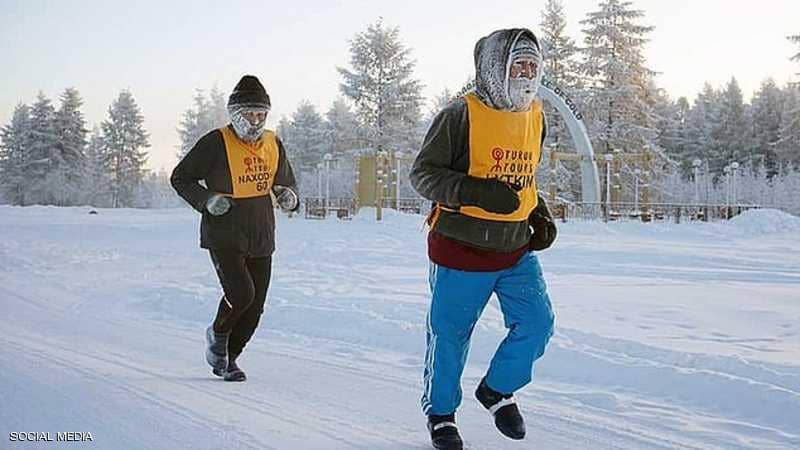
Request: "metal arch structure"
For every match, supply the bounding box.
[538,79,601,203]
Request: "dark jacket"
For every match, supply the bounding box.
[170,126,297,257]
[409,98,547,252]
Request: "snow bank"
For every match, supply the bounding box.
[727,208,800,234]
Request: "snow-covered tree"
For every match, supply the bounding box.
[538,0,584,199]
[100,90,150,208]
[0,104,33,205]
[540,0,581,87]
[326,98,362,157]
[177,90,209,159]
[777,85,800,168]
[789,34,800,88]
[684,84,720,169]
[280,101,328,175]
[177,87,228,159]
[134,169,183,208]
[711,77,749,175]
[578,0,659,156]
[427,88,455,121]
[660,95,690,158]
[26,92,61,205]
[540,0,581,151]
[654,93,692,176]
[749,78,784,175]
[790,34,800,68]
[276,116,292,140]
[338,19,424,153]
[208,86,228,129]
[82,126,111,207]
[2,91,88,207]
[53,87,88,205]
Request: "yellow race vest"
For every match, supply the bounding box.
[460,93,543,222]
[220,127,280,199]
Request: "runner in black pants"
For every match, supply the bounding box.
[171,75,299,382]
[209,251,272,359]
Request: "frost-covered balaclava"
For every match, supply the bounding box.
[228,75,271,143]
[474,28,543,111]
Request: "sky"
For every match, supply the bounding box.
[2,0,799,171]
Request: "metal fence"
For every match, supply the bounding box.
[555,202,762,223]
[378,197,431,215]
[303,197,358,220]
[302,196,766,224]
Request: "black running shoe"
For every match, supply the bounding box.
[475,377,526,440]
[223,353,246,382]
[205,325,229,374]
[427,414,463,450]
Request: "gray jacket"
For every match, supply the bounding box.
[409,97,547,251]
[410,28,549,252]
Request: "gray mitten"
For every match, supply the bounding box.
[206,194,232,216]
[273,186,299,212]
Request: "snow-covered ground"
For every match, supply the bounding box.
[1,205,798,450]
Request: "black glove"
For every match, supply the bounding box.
[528,195,557,251]
[458,177,521,215]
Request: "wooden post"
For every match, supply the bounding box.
[376,153,384,222]
[353,155,360,213]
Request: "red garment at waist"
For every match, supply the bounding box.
[427,231,528,272]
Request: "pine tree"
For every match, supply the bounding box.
[177,87,228,159]
[281,101,328,174]
[750,78,784,175]
[27,92,61,205]
[578,0,659,155]
[790,34,800,87]
[713,77,749,175]
[539,0,584,199]
[655,93,691,176]
[0,103,33,205]
[177,90,209,159]
[540,0,581,151]
[424,88,457,129]
[778,84,800,169]
[83,126,111,207]
[338,19,424,152]
[134,169,181,208]
[276,116,292,141]
[326,98,361,157]
[430,89,455,115]
[789,34,800,64]
[684,84,720,172]
[208,85,228,129]
[101,90,150,208]
[53,87,88,205]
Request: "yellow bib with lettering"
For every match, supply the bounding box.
[460,93,543,222]
[220,127,280,199]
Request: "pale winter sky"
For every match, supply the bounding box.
[1,0,798,171]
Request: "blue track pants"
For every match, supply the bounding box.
[421,252,554,415]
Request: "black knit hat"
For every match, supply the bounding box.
[228,75,271,108]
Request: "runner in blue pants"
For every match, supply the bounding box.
[422,252,554,415]
[410,27,558,450]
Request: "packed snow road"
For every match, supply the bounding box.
[1,206,798,449]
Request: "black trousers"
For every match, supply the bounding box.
[209,250,272,356]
